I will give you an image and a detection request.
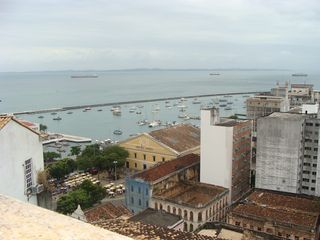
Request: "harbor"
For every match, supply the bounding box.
[12,91,262,116]
[20,92,255,143]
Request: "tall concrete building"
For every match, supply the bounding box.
[246,95,289,120]
[256,112,320,196]
[200,108,252,202]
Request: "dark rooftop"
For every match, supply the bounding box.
[129,208,181,228]
[230,189,320,229]
[148,124,200,153]
[133,153,200,182]
[95,219,215,240]
[85,202,132,223]
[153,181,228,208]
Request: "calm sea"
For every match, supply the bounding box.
[0,70,318,141]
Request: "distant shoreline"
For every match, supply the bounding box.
[0,68,291,74]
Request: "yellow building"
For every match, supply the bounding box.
[119,124,200,171]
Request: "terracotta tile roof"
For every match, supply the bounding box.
[0,116,11,130]
[85,202,132,223]
[153,181,228,208]
[0,115,40,135]
[95,219,215,240]
[148,124,200,153]
[133,154,200,182]
[230,190,320,229]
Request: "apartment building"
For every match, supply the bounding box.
[200,108,252,202]
[256,112,320,196]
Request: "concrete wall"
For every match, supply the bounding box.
[256,116,304,193]
[0,120,44,205]
[200,109,233,194]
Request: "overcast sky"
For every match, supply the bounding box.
[0,0,319,72]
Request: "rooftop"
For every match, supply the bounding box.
[129,208,181,228]
[215,119,243,127]
[248,95,284,100]
[291,83,313,88]
[153,181,227,208]
[0,115,40,135]
[85,202,132,223]
[0,194,131,240]
[133,153,200,182]
[148,124,200,153]
[230,190,320,229]
[96,219,214,240]
[266,112,306,120]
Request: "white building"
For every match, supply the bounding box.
[200,108,252,202]
[0,116,44,205]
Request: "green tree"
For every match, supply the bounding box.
[43,152,61,162]
[47,158,77,179]
[56,180,106,214]
[70,146,81,156]
[40,124,48,132]
[56,195,77,214]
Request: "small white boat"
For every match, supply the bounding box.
[225,107,232,110]
[113,130,123,135]
[67,112,73,114]
[149,120,160,128]
[53,116,62,121]
[178,114,188,118]
[38,116,44,119]
[111,106,121,111]
[138,120,148,126]
[192,98,201,104]
[136,111,142,114]
[85,107,91,111]
[113,109,121,116]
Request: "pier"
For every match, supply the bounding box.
[12,91,264,115]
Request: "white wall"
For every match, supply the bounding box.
[0,120,44,205]
[200,109,233,193]
[302,104,319,114]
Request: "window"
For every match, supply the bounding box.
[155,202,158,210]
[143,154,146,160]
[184,210,188,219]
[167,205,171,212]
[146,188,148,196]
[24,159,33,190]
[235,221,240,226]
[162,157,165,162]
[303,170,310,174]
[311,187,315,191]
[314,148,318,152]
[153,156,156,162]
[160,204,163,210]
[250,225,254,230]
[178,208,182,216]
[126,161,129,168]
[312,172,317,175]
[143,164,147,170]
[131,185,134,192]
[266,228,273,234]
[198,212,202,222]
[134,153,137,158]
[138,187,141,193]
[131,197,134,204]
[312,179,316,183]
[305,147,312,151]
[146,200,148,206]
[302,186,309,190]
[135,163,137,168]
[303,178,310,182]
[138,199,141,206]
[257,227,262,231]
[190,211,193,221]
[303,163,311,166]
[173,207,176,214]
[313,157,318,160]
[189,223,194,232]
